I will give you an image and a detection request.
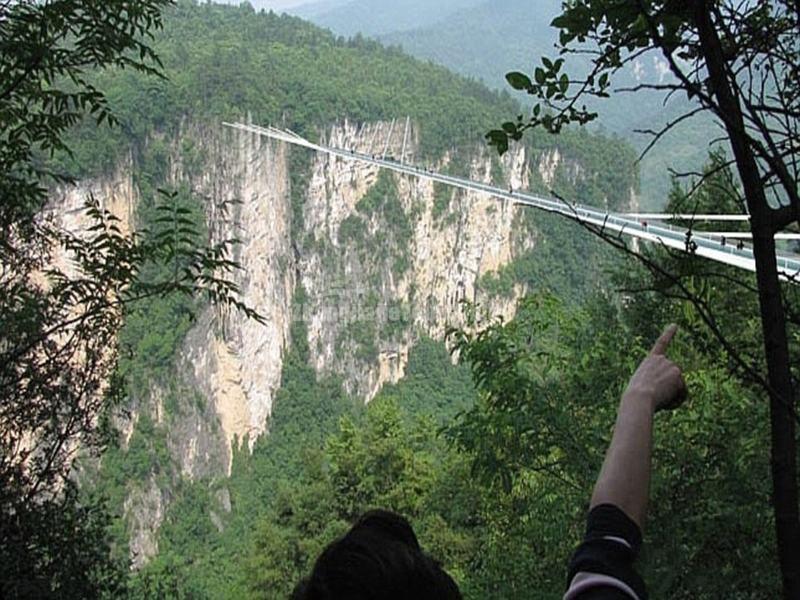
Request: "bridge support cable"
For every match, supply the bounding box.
[400,116,410,165]
[625,213,751,221]
[223,122,800,283]
[687,233,800,240]
[381,118,396,160]
[368,124,380,154]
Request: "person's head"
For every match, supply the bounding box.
[292,509,462,600]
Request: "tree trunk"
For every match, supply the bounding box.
[752,232,800,599]
[693,4,800,597]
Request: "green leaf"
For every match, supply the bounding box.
[632,13,648,34]
[506,71,532,91]
[551,14,572,29]
[486,130,509,155]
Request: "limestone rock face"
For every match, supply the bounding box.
[48,121,535,481]
[124,476,166,570]
[171,123,295,460]
[46,152,138,278]
[300,120,529,399]
[50,118,633,566]
[168,119,534,466]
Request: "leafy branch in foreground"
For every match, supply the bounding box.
[488,2,800,594]
[0,1,262,596]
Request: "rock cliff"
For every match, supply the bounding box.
[164,119,535,474]
[49,118,629,565]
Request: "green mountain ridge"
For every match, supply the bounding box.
[365,0,723,208]
[63,0,519,176]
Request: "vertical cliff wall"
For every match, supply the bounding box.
[300,120,529,399]
[170,123,295,466]
[167,119,535,476]
[48,118,632,565]
[48,120,623,479]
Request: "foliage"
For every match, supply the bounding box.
[488,3,800,591]
[119,335,476,598]
[447,294,616,492]
[492,0,798,161]
[0,482,126,600]
[129,287,781,598]
[432,181,453,219]
[358,171,413,275]
[479,210,617,304]
[376,336,476,421]
[447,291,777,597]
[0,0,169,231]
[53,0,535,179]
[0,1,258,596]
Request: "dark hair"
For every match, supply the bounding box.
[291,510,462,600]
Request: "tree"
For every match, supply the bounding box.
[488,1,799,595]
[0,1,257,595]
[447,290,779,597]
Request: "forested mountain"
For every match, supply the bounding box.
[216,0,347,15]
[366,0,721,207]
[219,0,719,208]
[11,0,781,598]
[292,0,486,36]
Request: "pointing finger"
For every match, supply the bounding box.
[651,324,678,356]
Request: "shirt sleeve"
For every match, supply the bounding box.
[563,504,648,600]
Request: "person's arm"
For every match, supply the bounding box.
[590,323,686,529]
[565,325,686,600]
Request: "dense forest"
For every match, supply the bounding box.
[2,0,795,598]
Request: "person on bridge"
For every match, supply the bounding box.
[291,325,687,600]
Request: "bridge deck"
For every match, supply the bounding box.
[224,122,800,283]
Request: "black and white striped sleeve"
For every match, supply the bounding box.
[564,504,648,600]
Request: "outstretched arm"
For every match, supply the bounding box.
[590,324,687,529]
[565,325,686,600]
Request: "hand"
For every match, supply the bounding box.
[624,324,687,412]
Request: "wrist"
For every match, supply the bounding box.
[621,388,658,413]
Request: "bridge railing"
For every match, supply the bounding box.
[225,122,800,282]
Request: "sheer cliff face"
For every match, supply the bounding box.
[48,121,547,476]
[48,119,629,565]
[170,124,295,465]
[47,153,138,274]
[48,120,623,480]
[188,120,533,462]
[300,121,529,400]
